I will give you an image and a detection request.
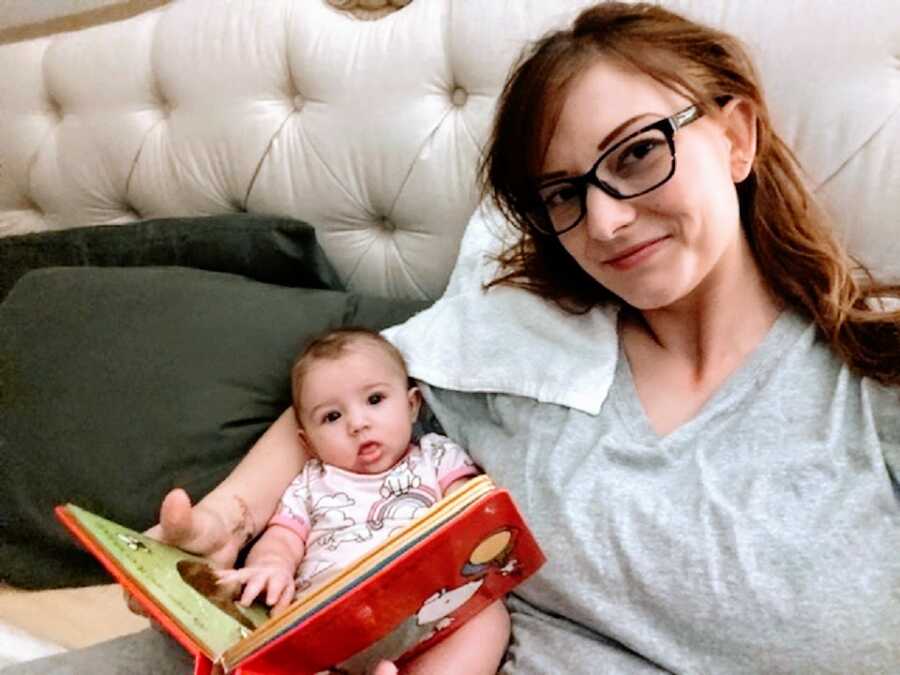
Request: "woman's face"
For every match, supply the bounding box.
[539,58,755,311]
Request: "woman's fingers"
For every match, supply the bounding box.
[154,488,239,567]
[370,660,399,675]
[158,488,195,544]
[122,587,148,617]
[159,489,230,557]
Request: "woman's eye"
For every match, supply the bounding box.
[368,393,384,405]
[541,183,579,208]
[618,138,664,169]
[323,411,341,424]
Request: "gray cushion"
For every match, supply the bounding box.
[0,214,342,303]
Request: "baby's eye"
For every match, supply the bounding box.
[368,392,385,405]
[322,411,341,424]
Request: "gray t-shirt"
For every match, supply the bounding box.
[422,310,900,674]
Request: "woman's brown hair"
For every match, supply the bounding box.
[481,1,900,385]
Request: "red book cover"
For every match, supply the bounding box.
[55,476,545,674]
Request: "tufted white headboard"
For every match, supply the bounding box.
[1,0,898,300]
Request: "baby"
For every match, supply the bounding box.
[218,328,508,673]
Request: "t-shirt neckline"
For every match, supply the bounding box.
[611,309,809,444]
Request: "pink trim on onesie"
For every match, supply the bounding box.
[268,514,310,543]
[438,465,479,493]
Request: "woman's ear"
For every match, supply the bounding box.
[719,97,757,183]
[407,386,422,422]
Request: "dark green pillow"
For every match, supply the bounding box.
[0,267,429,589]
[0,214,343,302]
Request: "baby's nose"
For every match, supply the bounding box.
[347,409,369,433]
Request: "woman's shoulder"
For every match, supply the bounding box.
[862,377,900,443]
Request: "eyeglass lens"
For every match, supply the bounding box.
[538,126,673,234]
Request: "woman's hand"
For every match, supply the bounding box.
[125,487,245,618]
[149,488,245,568]
[124,406,307,618]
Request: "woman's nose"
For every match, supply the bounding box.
[581,184,636,240]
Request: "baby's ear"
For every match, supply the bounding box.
[407,386,422,420]
[296,427,315,457]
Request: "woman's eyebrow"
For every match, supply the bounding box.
[537,112,653,183]
[597,113,650,153]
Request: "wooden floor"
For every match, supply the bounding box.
[0,583,149,651]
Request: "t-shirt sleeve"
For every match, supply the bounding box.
[267,471,312,542]
[419,432,479,492]
[866,379,900,487]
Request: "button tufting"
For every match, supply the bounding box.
[379,216,396,232]
[294,94,305,111]
[451,87,468,107]
[122,204,140,219]
[46,95,63,120]
[24,196,43,215]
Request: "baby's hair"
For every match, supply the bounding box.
[290,327,410,428]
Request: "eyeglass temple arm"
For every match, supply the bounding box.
[670,105,701,131]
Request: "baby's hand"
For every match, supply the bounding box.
[216,561,296,616]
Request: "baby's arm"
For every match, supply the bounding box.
[395,600,510,675]
[218,525,306,615]
[445,477,472,495]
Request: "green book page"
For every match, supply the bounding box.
[66,504,269,658]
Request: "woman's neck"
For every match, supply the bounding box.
[626,237,782,383]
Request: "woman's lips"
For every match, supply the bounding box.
[603,236,670,271]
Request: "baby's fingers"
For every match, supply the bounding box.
[214,568,244,584]
[211,570,243,600]
[239,574,268,607]
[269,579,296,615]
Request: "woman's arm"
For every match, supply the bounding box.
[147,407,307,567]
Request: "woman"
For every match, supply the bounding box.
[19,3,900,674]
[160,6,900,671]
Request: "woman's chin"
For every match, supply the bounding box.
[610,270,700,312]
[615,287,686,312]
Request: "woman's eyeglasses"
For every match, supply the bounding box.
[533,104,702,236]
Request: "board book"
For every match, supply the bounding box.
[55,475,545,674]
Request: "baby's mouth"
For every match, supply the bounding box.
[358,441,382,459]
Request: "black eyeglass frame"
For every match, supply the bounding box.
[533,104,703,236]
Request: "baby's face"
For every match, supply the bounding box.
[297,341,420,474]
